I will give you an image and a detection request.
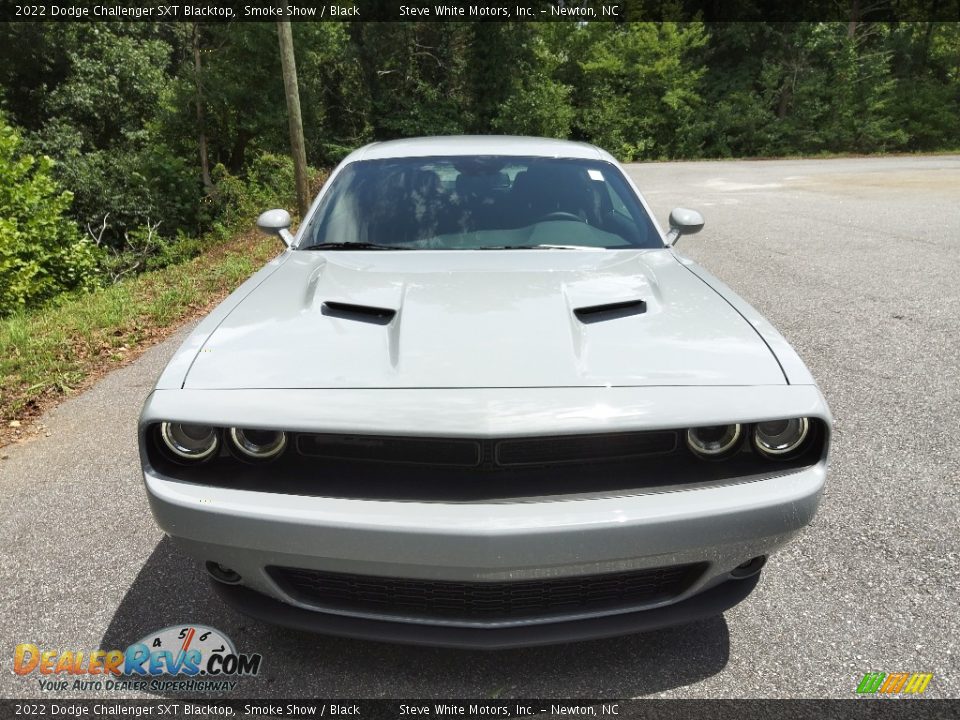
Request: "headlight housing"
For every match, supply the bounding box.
[159,422,219,461]
[753,417,810,458]
[686,424,742,459]
[228,427,287,461]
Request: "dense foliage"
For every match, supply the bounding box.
[0,116,99,315]
[0,21,957,314]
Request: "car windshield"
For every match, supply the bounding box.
[300,156,662,250]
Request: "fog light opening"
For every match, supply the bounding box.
[206,561,242,585]
[730,555,767,579]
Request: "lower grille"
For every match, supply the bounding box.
[268,564,705,621]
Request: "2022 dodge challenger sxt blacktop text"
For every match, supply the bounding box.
[139,136,831,648]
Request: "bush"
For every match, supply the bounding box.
[30,120,201,249]
[0,117,100,316]
[210,152,301,237]
[60,150,314,286]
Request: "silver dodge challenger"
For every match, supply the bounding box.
[140,136,831,648]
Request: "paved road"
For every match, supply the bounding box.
[2,156,958,700]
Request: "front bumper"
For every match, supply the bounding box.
[141,385,830,646]
[145,463,825,645]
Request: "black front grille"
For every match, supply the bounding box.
[296,431,677,469]
[496,432,675,466]
[297,434,481,467]
[268,564,704,621]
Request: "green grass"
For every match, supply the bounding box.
[0,231,281,427]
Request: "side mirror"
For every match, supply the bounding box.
[256,208,294,247]
[666,207,704,246]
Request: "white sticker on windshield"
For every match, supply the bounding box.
[587,169,605,181]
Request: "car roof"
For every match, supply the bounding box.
[349,135,612,162]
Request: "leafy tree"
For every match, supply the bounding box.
[491,26,575,138]
[356,22,474,138]
[297,23,372,162]
[694,23,788,157]
[888,22,960,151]
[0,116,99,315]
[2,24,196,246]
[784,23,907,153]
[569,23,708,160]
[44,27,171,147]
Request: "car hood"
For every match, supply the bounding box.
[183,249,786,389]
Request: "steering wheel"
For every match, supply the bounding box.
[535,211,586,223]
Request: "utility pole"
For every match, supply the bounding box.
[277,8,310,218]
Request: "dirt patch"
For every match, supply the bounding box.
[787,169,960,198]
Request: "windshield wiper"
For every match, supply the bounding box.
[477,244,598,250]
[303,241,406,251]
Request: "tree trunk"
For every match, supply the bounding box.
[277,10,310,219]
[228,130,250,174]
[192,23,214,194]
[847,0,860,38]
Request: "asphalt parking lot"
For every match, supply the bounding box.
[1,156,958,700]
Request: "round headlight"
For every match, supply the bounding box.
[229,427,287,461]
[753,417,810,458]
[686,424,742,459]
[160,422,219,461]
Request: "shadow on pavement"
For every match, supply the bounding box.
[102,537,731,698]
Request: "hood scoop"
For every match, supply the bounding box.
[574,299,647,324]
[321,301,396,325]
